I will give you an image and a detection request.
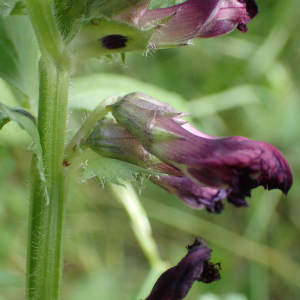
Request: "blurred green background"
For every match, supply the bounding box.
[1,0,300,299]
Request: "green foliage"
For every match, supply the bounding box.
[0,15,38,104]
[0,102,48,202]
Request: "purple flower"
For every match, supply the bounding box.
[84,121,237,212]
[112,94,293,201]
[145,237,221,300]
[121,0,259,47]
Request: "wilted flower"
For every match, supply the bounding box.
[68,0,259,58]
[145,237,221,300]
[111,93,293,201]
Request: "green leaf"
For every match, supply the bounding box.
[0,106,35,129]
[83,156,155,186]
[69,73,187,112]
[0,15,39,103]
[0,102,48,202]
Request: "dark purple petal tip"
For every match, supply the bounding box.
[244,0,259,19]
[237,0,259,32]
[146,237,220,300]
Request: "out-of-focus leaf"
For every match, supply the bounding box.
[0,102,48,202]
[83,156,155,186]
[0,15,39,104]
[149,0,185,9]
[87,0,146,18]
[188,85,264,118]
[69,73,187,111]
[0,146,15,184]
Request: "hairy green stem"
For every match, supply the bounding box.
[27,59,71,300]
[24,2,73,299]
[24,0,65,64]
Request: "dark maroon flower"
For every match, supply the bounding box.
[145,237,221,300]
[112,94,293,201]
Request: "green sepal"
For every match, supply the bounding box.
[151,127,185,143]
[67,16,158,59]
[121,53,126,65]
[83,156,158,186]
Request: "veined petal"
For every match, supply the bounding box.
[152,175,229,213]
[140,0,221,46]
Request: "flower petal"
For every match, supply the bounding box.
[138,0,259,47]
[145,237,220,300]
[152,175,228,213]
[139,0,221,46]
[197,0,259,37]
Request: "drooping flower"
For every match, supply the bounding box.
[84,121,233,212]
[68,0,259,58]
[111,93,293,201]
[145,237,221,300]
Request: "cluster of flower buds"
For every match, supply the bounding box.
[84,92,293,213]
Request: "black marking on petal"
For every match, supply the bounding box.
[101,35,128,50]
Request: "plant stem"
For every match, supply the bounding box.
[24,0,65,64]
[27,59,71,300]
[24,1,73,298]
